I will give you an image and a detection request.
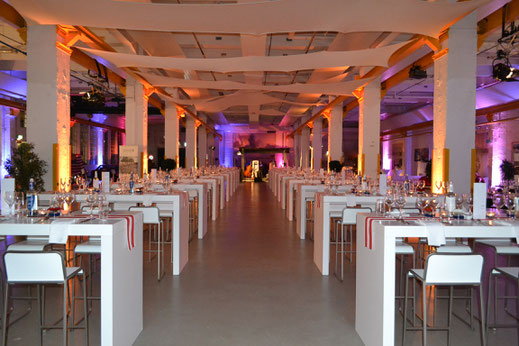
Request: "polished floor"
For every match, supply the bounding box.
[3,182,518,345]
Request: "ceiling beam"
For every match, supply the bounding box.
[71,116,124,133]
[0,98,25,110]
[0,0,26,29]
[74,26,221,138]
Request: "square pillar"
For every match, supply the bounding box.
[125,76,148,176]
[165,104,180,167]
[432,12,477,194]
[26,25,71,190]
[327,103,343,167]
[300,116,310,169]
[293,131,301,168]
[197,115,208,167]
[312,118,323,170]
[185,116,197,169]
[358,77,381,178]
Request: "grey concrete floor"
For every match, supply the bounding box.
[3,182,518,345]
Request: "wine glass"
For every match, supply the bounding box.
[3,191,15,217]
[395,193,407,220]
[65,192,76,214]
[493,193,505,212]
[455,194,464,210]
[96,193,107,219]
[416,196,425,215]
[505,193,515,218]
[429,198,439,216]
[85,190,97,219]
[384,193,394,216]
[435,180,442,194]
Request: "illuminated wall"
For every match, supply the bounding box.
[1,108,14,178]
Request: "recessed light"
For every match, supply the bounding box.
[215,36,222,40]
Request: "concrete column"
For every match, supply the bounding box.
[300,116,310,169]
[26,25,71,190]
[358,77,381,178]
[197,115,208,167]
[106,129,111,164]
[432,12,477,194]
[327,103,343,167]
[165,103,180,166]
[404,136,413,176]
[293,131,301,167]
[312,118,323,170]
[185,116,197,169]
[207,132,215,166]
[125,76,148,176]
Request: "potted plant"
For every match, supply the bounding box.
[500,159,515,186]
[4,142,47,193]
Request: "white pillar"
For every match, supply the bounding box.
[404,136,413,176]
[26,25,71,190]
[300,116,310,169]
[293,131,301,168]
[185,116,197,169]
[358,77,381,178]
[432,12,477,194]
[197,115,208,167]
[165,103,180,166]
[125,76,148,176]
[327,103,343,166]
[312,118,323,170]
[207,132,215,166]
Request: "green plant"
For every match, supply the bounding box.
[500,159,515,183]
[4,142,47,193]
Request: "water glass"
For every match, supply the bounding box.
[3,191,15,216]
[376,199,385,215]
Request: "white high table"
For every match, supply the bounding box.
[294,184,351,239]
[355,215,518,346]
[0,215,143,346]
[196,178,220,220]
[313,194,417,275]
[172,183,208,238]
[41,192,189,275]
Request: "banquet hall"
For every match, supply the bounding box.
[0,0,519,345]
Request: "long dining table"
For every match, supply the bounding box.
[313,193,418,275]
[40,191,190,275]
[0,212,144,346]
[355,213,519,346]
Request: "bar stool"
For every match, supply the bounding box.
[334,207,371,281]
[2,251,88,346]
[402,253,486,346]
[486,267,519,335]
[155,203,175,263]
[129,206,165,281]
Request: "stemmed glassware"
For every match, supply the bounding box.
[3,191,15,217]
[64,192,76,214]
[14,192,25,219]
[416,195,426,215]
[394,193,407,220]
[429,198,439,216]
[455,194,464,210]
[493,193,505,213]
[85,190,97,219]
[384,193,394,216]
[505,193,515,219]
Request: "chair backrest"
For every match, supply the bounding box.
[342,207,372,225]
[424,253,484,285]
[113,202,137,211]
[4,251,66,283]
[129,206,161,224]
[154,203,174,212]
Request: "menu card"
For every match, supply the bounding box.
[1,178,15,216]
[473,182,487,220]
[379,174,387,195]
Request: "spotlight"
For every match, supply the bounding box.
[408,65,427,79]
[148,155,154,161]
[493,63,519,82]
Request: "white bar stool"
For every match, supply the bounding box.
[402,253,486,346]
[2,251,88,346]
[129,206,165,281]
[486,266,519,335]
